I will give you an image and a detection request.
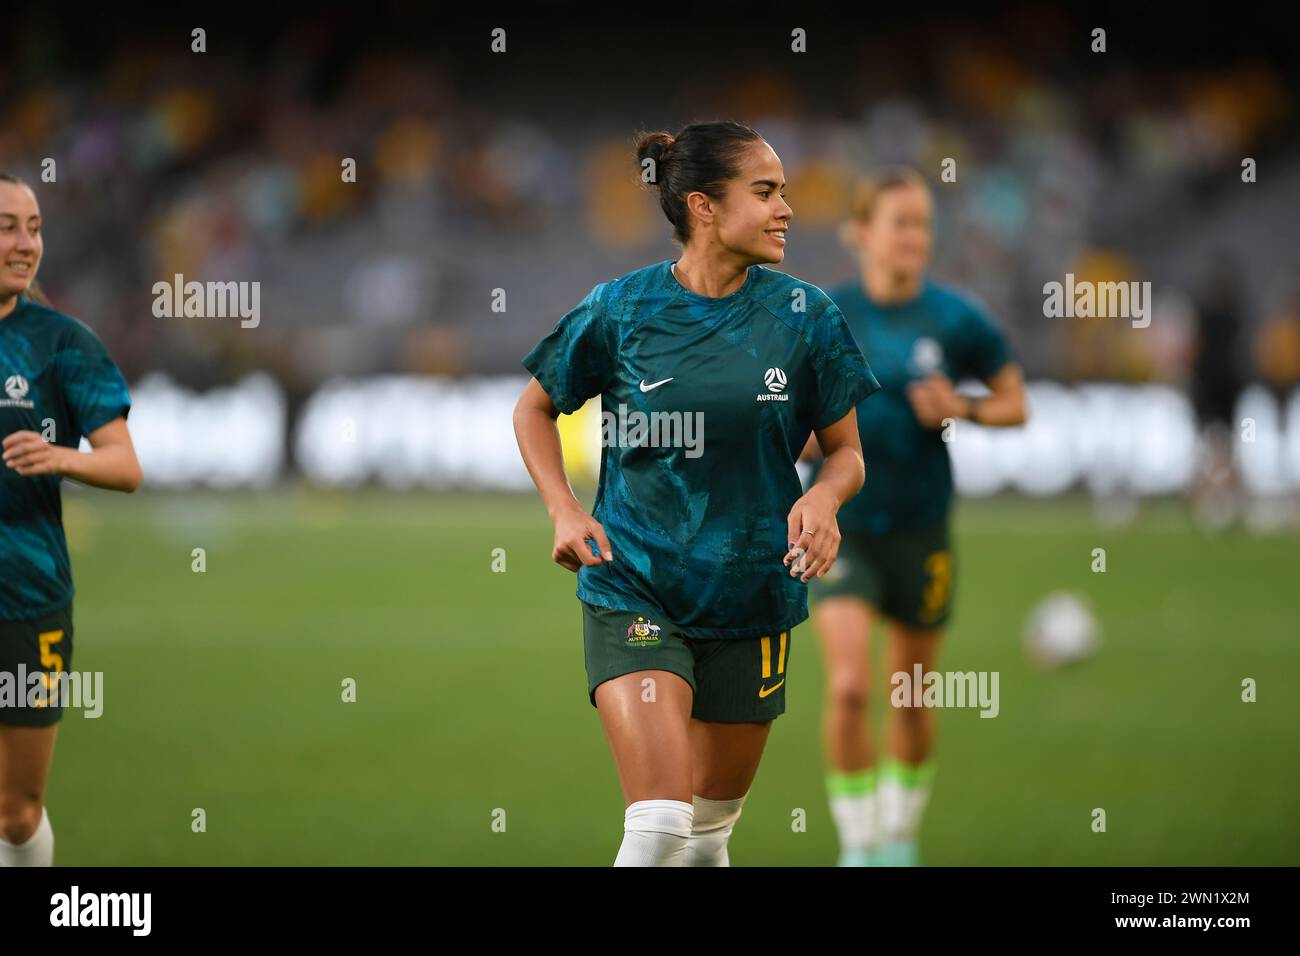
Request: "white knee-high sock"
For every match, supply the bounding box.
[684,794,746,867]
[0,806,54,867]
[827,769,878,854]
[613,799,694,866]
[877,760,935,843]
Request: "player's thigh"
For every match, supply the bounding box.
[0,724,59,814]
[811,531,880,697]
[689,718,772,801]
[584,603,698,804]
[594,670,695,805]
[0,606,70,824]
[813,596,875,700]
[885,622,945,677]
[685,629,791,796]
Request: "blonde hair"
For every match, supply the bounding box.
[839,166,931,248]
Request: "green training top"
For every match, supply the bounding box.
[825,278,1012,534]
[0,295,132,620]
[523,259,879,639]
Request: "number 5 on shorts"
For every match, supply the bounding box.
[35,629,65,708]
[919,551,952,624]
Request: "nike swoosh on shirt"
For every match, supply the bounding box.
[639,378,673,392]
[758,679,785,698]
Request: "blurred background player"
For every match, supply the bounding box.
[1188,254,1248,529]
[1250,283,1300,526]
[513,123,878,866]
[0,173,141,866]
[804,168,1028,866]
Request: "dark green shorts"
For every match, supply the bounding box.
[582,603,792,723]
[0,602,75,727]
[811,524,954,630]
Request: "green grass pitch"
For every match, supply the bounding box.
[44,487,1299,865]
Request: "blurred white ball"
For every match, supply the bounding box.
[1023,592,1099,668]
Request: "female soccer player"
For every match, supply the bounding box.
[514,122,880,866]
[809,167,1028,866]
[0,172,141,866]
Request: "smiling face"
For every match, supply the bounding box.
[0,180,42,302]
[854,182,933,281]
[692,141,792,264]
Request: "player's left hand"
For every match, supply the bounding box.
[2,430,68,477]
[784,486,842,583]
[906,373,965,429]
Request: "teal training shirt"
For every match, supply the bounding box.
[523,259,880,639]
[825,278,1012,534]
[0,296,132,620]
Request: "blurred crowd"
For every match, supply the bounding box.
[2,9,1298,415]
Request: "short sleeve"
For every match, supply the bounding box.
[521,283,616,414]
[57,319,132,439]
[808,304,880,430]
[956,298,1013,381]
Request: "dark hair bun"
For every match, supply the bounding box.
[635,131,674,184]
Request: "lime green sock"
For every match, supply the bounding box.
[826,767,877,798]
[879,757,936,790]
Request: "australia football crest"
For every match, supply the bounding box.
[909,337,944,377]
[1,374,34,409]
[625,615,662,647]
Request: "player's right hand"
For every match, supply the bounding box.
[906,373,963,429]
[551,504,614,572]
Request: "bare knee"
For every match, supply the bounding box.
[0,795,43,845]
[893,699,930,723]
[891,703,935,742]
[694,778,743,802]
[624,760,694,805]
[695,758,761,800]
[827,680,870,716]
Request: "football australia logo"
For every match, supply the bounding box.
[2,374,34,409]
[909,337,944,377]
[757,367,789,402]
[625,615,663,647]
